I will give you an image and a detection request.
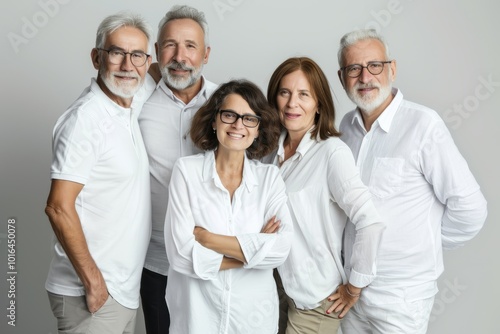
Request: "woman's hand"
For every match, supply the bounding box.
[326,283,361,318]
[261,216,281,234]
[193,226,209,245]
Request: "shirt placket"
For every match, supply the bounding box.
[179,96,199,155]
[219,186,234,334]
[357,129,373,184]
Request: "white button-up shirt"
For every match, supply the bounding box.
[267,131,384,310]
[138,76,218,275]
[165,151,293,334]
[340,88,487,304]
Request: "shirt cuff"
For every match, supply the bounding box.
[236,233,275,269]
[348,268,375,288]
[192,243,223,280]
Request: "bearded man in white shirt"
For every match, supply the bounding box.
[137,5,217,333]
[44,12,154,334]
[336,29,488,334]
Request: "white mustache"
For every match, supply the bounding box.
[166,61,194,71]
[112,71,139,79]
[355,83,380,89]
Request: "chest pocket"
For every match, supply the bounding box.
[369,157,405,199]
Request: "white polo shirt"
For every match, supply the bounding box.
[45,77,154,309]
[138,76,218,275]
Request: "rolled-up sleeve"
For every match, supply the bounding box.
[238,169,293,269]
[165,160,223,280]
[328,145,385,287]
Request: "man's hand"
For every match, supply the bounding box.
[85,272,109,313]
[148,62,161,83]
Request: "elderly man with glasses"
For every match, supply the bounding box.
[44,12,155,334]
[336,29,487,334]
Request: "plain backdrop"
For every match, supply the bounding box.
[1,0,498,333]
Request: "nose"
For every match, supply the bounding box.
[120,53,135,71]
[173,45,186,63]
[287,92,298,108]
[231,117,245,129]
[358,66,373,83]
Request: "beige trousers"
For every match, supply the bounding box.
[47,292,136,334]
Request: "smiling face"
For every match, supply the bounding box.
[157,18,210,92]
[213,94,259,155]
[340,38,396,117]
[276,70,318,140]
[92,26,151,107]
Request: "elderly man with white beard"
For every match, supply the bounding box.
[336,29,487,334]
[44,12,154,334]
[137,5,217,334]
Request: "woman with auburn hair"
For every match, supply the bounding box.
[266,57,385,334]
[165,79,293,334]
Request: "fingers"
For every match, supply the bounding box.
[261,216,281,233]
[339,305,352,319]
[325,287,358,318]
[87,291,109,314]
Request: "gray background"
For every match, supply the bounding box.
[1,0,498,333]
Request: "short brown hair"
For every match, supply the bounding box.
[190,79,280,159]
[267,57,340,140]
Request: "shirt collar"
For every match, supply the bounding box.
[351,87,403,133]
[276,127,318,164]
[202,150,258,193]
[158,75,210,106]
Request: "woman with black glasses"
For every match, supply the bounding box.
[164,79,293,334]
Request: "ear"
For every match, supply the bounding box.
[337,69,346,89]
[203,46,211,64]
[146,52,153,69]
[389,59,397,82]
[155,42,159,60]
[91,48,100,70]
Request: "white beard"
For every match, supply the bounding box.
[160,60,204,91]
[101,70,142,99]
[347,81,392,116]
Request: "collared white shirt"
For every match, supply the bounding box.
[267,130,384,310]
[46,77,154,309]
[138,76,218,275]
[165,151,292,334]
[340,88,487,304]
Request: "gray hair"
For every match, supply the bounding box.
[95,12,152,52]
[337,29,390,68]
[157,5,209,47]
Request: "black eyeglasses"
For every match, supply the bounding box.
[219,110,261,128]
[97,48,150,67]
[341,61,392,78]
